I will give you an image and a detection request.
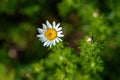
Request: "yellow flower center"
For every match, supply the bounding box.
[45,28,57,40]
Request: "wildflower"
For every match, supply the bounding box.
[93,11,99,18]
[37,20,64,48]
[86,37,92,43]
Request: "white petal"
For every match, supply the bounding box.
[38,35,45,41]
[55,38,59,43]
[40,37,47,42]
[37,28,43,33]
[36,34,43,38]
[58,34,64,37]
[46,41,51,46]
[52,40,56,46]
[55,23,60,30]
[57,37,62,42]
[46,20,52,28]
[42,24,47,30]
[56,27,62,31]
[43,41,49,47]
[57,31,63,35]
[49,42,52,48]
[53,21,56,28]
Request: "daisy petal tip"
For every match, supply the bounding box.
[46,20,49,23]
[36,35,39,37]
[37,28,40,31]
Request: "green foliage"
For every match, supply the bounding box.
[32,43,79,80]
[78,36,104,80]
[0,63,15,80]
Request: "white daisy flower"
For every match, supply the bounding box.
[36,20,64,48]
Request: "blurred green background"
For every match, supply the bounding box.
[0,0,120,80]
